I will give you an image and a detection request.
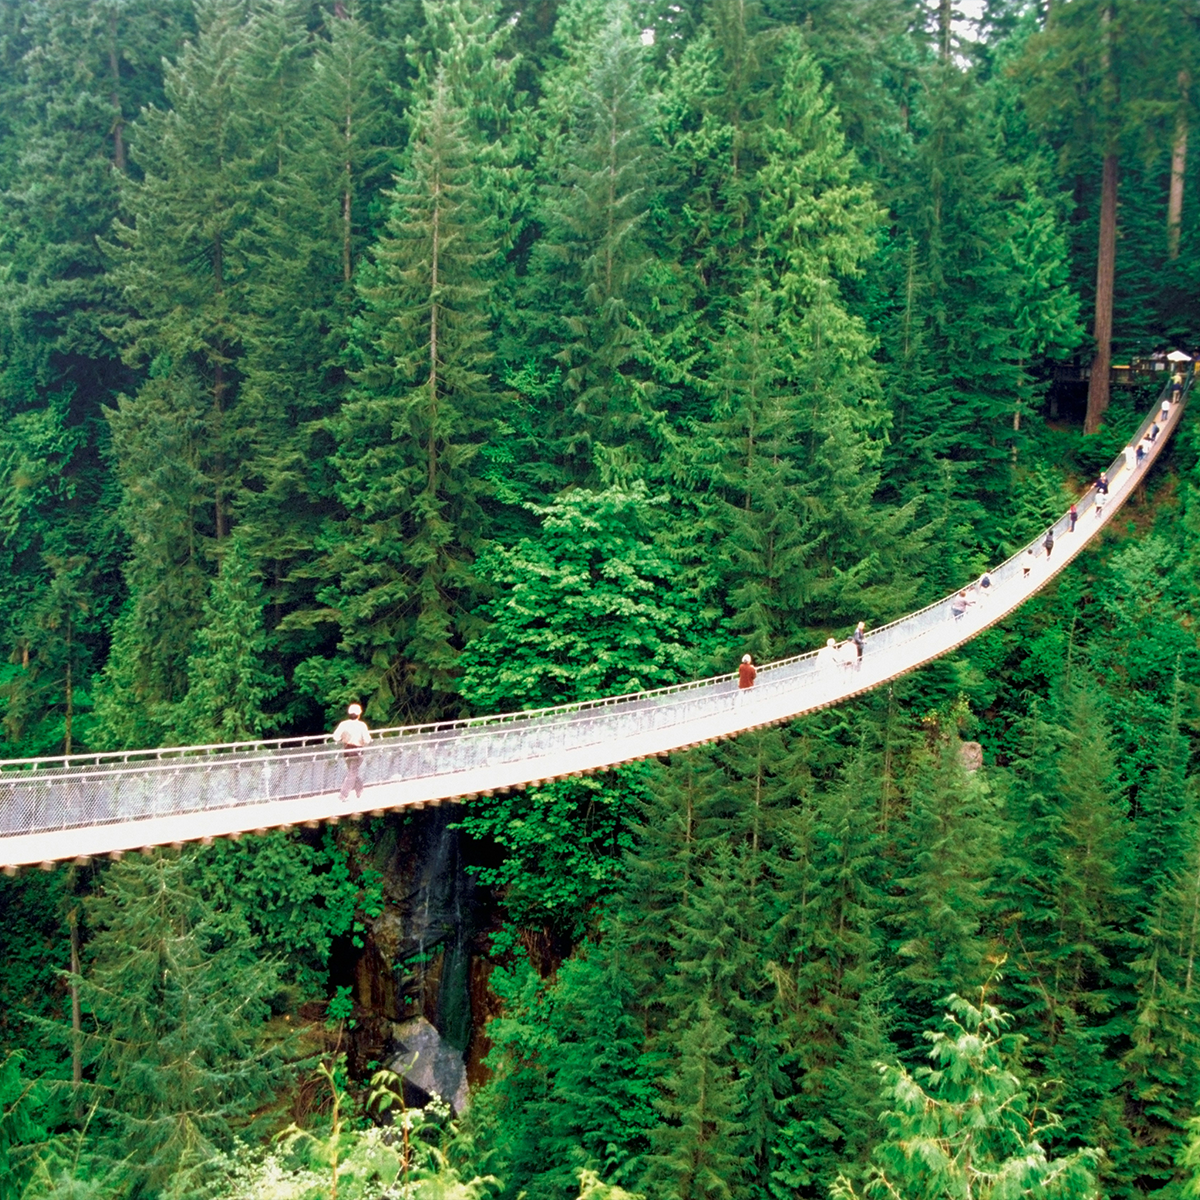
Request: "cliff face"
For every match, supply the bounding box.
[344,808,504,1103]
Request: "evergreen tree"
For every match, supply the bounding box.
[98,0,304,742]
[235,4,392,686]
[107,0,274,547]
[0,553,94,755]
[67,853,297,1197]
[644,997,747,1200]
[0,1051,40,1200]
[1017,0,1177,431]
[169,534,283,745]
[767,749,892,1197]
[318,70,499,719]
[0,0,191,754]
[997,682,1136,1164]
[523,4,662,480]
[886,736,1005,1046]
[832,993,1102,1200]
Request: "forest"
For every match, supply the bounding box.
[1,0,1200,1196]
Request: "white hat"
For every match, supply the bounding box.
[347,703,362,716]
[742,654,752,663]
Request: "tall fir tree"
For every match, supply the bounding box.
[66,853,296,1198]
[320,71,500,719]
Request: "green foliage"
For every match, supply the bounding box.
[0,870,72,1077]
[198,1061,495,1199]
[0,1052,40,1200]
[185,829,359,998]
[458,485,708,712]
[455,773,639,938]
[0,2,1199,1198]
[168,534,284,745]
[65,853,301,1197]
[832,993,1102,1200]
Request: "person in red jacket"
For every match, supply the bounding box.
[737,654,757,707]
[738,654,757,689]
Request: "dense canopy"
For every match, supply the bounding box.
[1,1,1200,1198]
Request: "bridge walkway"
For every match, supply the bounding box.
[0,382,1187,870]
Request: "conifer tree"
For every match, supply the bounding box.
[99,0,304,741]
[0,0,190,755]
[997,682,1136,1158]
[887,737,1005,1045]
[1018,0,1175,432]
[523,6,660,479]
[525,919,660,1194]
[107,0,271,546]
[232,7,391,708]
[0,1051,39,1200]
[169,534,283,745]
[832,993,1102,1200]
[323,70,499,718]
[644,997,747,1200]
[91,374,211,750]
[768,748,892,1194]
[0,553,94,756]
[68,854,296,1197]
[1122,811,1200,1199]
[680,278,817,659]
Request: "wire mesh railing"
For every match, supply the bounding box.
[0,373,1188,852]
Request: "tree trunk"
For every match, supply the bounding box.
[213,233,228,540]
[64,623,73,755]
[428,171,440,494]
[939,0,952,61]
[70,908,82,1089]
[343,108,353,282]
[1168,71,1189,261]
[1085,153,1118,435]
[107,11,125,171]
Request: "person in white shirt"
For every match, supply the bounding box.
[332,703,371,800]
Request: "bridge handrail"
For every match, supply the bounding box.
[0,373,1185,783]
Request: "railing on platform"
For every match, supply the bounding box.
[0,375,1187,849]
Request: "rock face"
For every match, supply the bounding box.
[959,741,984,772]
[348,806,502,1097]
[390,1015,471,1114]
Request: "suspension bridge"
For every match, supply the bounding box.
[0,382,1187,872]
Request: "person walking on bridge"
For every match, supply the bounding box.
[1043,528,1055,562]
[852,621,865,669]
[333,703,371,800]
[737,654,757,707]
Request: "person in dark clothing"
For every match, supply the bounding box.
[1068,503,1078,532]
[1096,471,1109,495]
[1043,528,1054,560]
[852,621,865,668]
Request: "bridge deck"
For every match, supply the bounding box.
[0,384,1185,870]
